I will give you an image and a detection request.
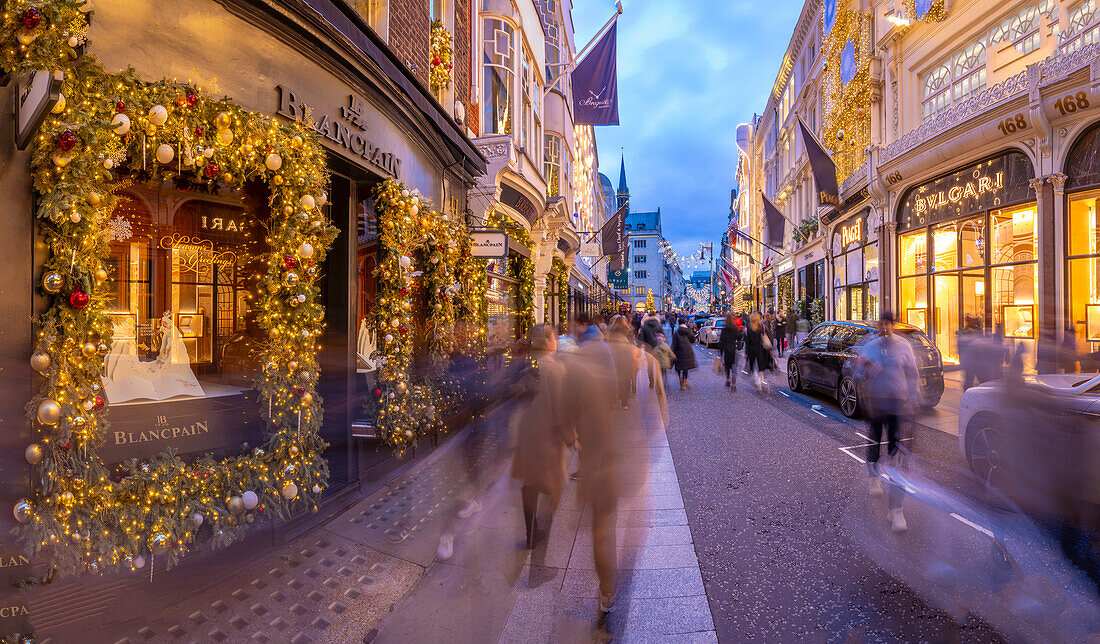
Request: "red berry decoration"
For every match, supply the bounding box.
[399,288,409,296]
[21,8,41,30]
[57,130,76,152]
[283,256,298,269]
[399,325,409,335]
[193,127,203,137]
[204,162,219,179]
[432,56,441,66]
[187,94,198,107]
[68,289,89,309]
[175,97,185,107]
[116,101,126,113]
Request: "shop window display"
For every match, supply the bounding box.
[103,184,268,404]
[1067,189,1100,347]
[831,214,878,321]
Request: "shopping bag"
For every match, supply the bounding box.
[712,357,722,375]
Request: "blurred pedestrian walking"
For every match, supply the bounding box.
[511,325,573,549]
[564,312,620,614]
[608,316,638,409]
[744,312,771,392]
[775,311,787,357]
[857,311,919,532]
[671,320,697,390]
[717,312,743,391]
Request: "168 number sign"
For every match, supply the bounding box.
[997,114,1028,136]
[1054,91,1090,116]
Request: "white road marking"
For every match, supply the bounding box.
[779,390,790,398]
[950,512,995,538]
[839,447,867,463]
[812,408,828,418]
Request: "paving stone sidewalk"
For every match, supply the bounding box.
[374,370,717,642]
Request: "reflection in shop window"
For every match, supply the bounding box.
[933,222,958,271]
[899,229,927,276]
[1067,189,1100,348]
[991,206,1037,264]
[103,184,267,404]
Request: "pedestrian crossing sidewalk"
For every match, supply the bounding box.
[374,373,716,642]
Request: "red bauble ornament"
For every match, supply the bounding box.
[187,94,198,107]
[373,388,382,397]
[399,325,409,335]
[283,256,298,269]
[68,289,89,309]
[57,130,76,152]
[92,395,105,411]
[432,56,441,66]
[294,387,305,396]
[21,8,41,29]
[175,97,185,107]
[115,101,126,113]
[204,163,220,179]
[399,288,409,296]
[193,127,203,137]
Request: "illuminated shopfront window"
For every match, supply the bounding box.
[483,19,514,135]
[831,214,878,321]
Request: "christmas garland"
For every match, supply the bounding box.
[5,0,338,576]
[551,256,568,325]
[487,211,535,336]
[429,20,453,94]
[369,178,470,453]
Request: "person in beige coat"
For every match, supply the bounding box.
[511,325,573,549]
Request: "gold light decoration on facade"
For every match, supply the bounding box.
[820,9,873,185]
[6,0,338,576]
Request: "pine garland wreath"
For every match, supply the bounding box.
[486,211,535,335]
[369,178,473,453]
[551,256,567,325]
[428,20,454,94]
[5,0,338,576]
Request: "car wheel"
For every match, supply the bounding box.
[966,414,1006,489]
[787,359,803,392]
[838,377,860,418]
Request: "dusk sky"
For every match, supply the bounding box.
[571,0,804,265]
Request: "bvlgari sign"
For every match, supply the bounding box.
[898,152,1033,230]
[276,85,401,177]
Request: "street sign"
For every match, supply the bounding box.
[580,241,601,258]
[16,70,62,150]
[469,229,508,258]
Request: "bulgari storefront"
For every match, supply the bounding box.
[895,151,1037,365]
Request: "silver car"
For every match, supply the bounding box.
[958,373,1100,519]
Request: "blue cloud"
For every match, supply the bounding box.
[571,0,804,257]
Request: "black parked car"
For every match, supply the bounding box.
[786,320,944,418]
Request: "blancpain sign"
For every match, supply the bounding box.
[470,229,508,258]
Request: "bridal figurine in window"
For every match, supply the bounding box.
[103,311,206,403]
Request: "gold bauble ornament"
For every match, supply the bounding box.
[30,351,51,373]
[283,205,294,216]
[42,273,63,293]
[81,342,97,357]
[36,400,61,425]
[94,267,108,282]
[300,392,313,407]
[291,135,303,149]
[216,129,234,145]
[214,111,232,130]
[24,443,44,465]
[87,191,102,207]
[52,93,66,114]
[70,415,87,428]
[59,491,73,505]
[223,173,234,184]
[227,495,245,515]
[281,483,299,499]
[288,296,300,308]
[242,144,254,156]
[272,175,284,186]
[155,143,174,164]
[283,272,300,287]
[288,360,299,372]
[288,445,300,457]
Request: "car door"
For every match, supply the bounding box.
[821,326,869,391]
[799,325,834,386]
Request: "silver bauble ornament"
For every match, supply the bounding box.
[111,113,131,135]
[242,490,259,510]
[151,533,169,555]
[193,512,204,526]
[43,273,64,293]
[13,499,32,523]
[37,400,61,425]
[148,104,169,126]
[24,443,44,465]
[265,153,282,171]
[299,242,315,258]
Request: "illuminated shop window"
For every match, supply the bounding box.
[103,182,268,404]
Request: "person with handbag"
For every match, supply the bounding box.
[744,312,770,393]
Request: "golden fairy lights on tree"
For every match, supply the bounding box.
[819,8,873,185]
[5,0,338,576]
[370,178,479,453]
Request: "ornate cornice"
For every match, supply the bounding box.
[881,43,1100,166]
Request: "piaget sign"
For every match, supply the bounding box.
[899,152,1033,230]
